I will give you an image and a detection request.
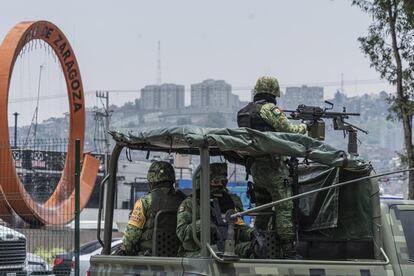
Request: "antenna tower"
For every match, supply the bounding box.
[157,40,162,85]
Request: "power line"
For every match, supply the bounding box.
[88,78,388,93]
[7,78,390,104]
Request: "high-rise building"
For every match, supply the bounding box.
[191,79,233,112]
[140,83,185,111]
[279,85,324,110]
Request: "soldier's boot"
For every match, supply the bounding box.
[280,239,298,259]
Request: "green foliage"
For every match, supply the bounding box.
[352,0,414,119]
[403,0,414,27]
[353,0,414,198]
[34,247,65,264]
[396,150,409,167]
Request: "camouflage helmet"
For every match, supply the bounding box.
[147,161,175,183]
[193,163,228,190]
[253,76,280,97]
[210,163,227,181]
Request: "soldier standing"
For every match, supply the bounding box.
[237,76,307,258]
[176,163,260,258]
[122,161,186,256]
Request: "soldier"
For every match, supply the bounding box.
[176,163,261,258]
[122,161,186,256]
[237,76,308,258]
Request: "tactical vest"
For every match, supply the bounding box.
[237,100,275,131]
[139,187,186,254]
[216,192,235,213]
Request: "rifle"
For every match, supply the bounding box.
[284,100,368,155]
[210,199,230,252]
[246,181,256,204]
[210,199,239,260]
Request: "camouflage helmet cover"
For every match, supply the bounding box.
[147,161,175,183]
[210,163,227,181]
[253,76,280,97]
[193,163,228,190]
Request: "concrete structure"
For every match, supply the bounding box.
[140,83,185,111]
[191,79,233,112]
[279,85,324,110]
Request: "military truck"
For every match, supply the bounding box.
[89,126,414,275]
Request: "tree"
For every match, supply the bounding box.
[352,0,414,198]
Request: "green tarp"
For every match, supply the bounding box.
[110,126,374,239]
[111,126,366,168]
[298,164,373,239]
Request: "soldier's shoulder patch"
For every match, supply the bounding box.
[235,216,245,226]
[263,103,280,115]
[128,200,146,229]
[272,107,281,115]
[232,208,245,225]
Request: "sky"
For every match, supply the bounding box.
[1,0,393,125]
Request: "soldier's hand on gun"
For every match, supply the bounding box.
[304,120,313,131]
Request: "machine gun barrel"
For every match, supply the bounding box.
[323,111,361,117]
[283,109,361,120]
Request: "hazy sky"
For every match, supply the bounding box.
[1,0,393,125]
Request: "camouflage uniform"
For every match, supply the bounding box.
[260,103,307,133]
[123,161,185,256]
[238,76,307,258]
[176,163,253,257]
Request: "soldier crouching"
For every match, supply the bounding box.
[122,161,185,256]
[176,163,265,258]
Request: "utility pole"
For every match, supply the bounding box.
[94,91,111,176]
[13,112,19,148]
[94,91,111,213]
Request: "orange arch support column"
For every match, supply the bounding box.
[0,21,100,225]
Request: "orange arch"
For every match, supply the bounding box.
[0,21,99,225]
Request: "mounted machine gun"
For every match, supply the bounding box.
[284,100,368,155]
